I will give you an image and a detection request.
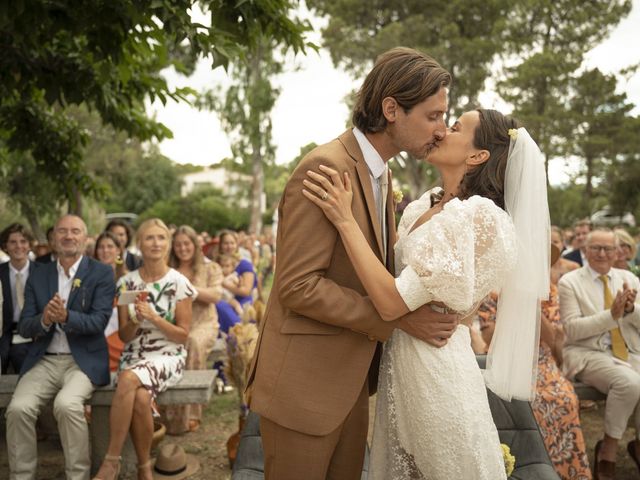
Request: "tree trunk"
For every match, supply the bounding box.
[585,155,593,199]
[21,203,44,241]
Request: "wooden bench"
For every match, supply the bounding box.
[0,369,216,477]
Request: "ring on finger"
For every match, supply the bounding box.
[321,191,329,200]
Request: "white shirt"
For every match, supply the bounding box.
[352,127,387,212]
[46,256,83,354]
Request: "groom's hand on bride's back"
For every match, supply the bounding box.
[397,303,459,348]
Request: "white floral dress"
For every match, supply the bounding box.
[116,269,194,410]
[370,190,517,480]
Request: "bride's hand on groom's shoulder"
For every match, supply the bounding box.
[397,303,459,348]
[302,165,354,228]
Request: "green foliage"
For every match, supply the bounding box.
[498,0,632,173]
[0,0,312,215]
[138,187,249,233]
[547,183,596,227]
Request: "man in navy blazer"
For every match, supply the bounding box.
[5,214,115,480]
[562,219,592,267]
[0,223,39,374]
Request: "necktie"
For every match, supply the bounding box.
[600,275,629,361]
[377,167,388,259]
[15,271,24,311]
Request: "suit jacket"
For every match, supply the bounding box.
[559,265,640,379]
[18,256,115,385]
[562,248,583,266]
[0,261,39,369]
[247,130,399,436]
[35,253,55,264]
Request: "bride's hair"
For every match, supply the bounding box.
[457,109,520,209]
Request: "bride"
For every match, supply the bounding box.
[302,108,550,479]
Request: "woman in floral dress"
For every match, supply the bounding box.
[93,218,194,480]
[163,224,222,434]
[478,285,591,480]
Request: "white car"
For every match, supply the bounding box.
[590,207,636,228]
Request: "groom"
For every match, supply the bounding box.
[247,47,456,480]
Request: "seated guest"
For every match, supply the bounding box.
[476,245,592,480]
[551,225,580,285]
[94,231,129,372]
[613,228,637,271]
[106,219,142,271]
[93,219,193,480]
[35,226,56,264]
[5,214,114,480]
[163,225,222,434]
[0,223,39,374]
[218,230,257,308]
[560,228,640,479]
[563,219,591,266]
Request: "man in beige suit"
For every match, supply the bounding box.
[247,48,458,480]
[559,228,640,479]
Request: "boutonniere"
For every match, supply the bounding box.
[72,278,82,290]
[393,190,404,208]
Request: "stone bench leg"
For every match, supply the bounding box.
[90,406,138,477]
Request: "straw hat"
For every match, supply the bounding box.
[152,443,200,479]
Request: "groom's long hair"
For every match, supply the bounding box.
[457,109,520,210]
[352,47,451,134]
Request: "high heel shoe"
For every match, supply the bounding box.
[92,454,121,480]
[137,459,153,480]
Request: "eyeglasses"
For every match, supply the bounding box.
[587,245,616,254]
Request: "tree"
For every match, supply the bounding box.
[0,0,312,214]
[211,37,283,234]
[569,68,634,200]
[498,0,632,176]
[607,115,640,216]
[306,0,511,196]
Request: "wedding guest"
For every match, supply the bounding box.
[218,230,257,308]
[560,228,640,478]
[477,253,592,480]
[106,219,142,271]
[563,219,591,266]
[163,225,222,434]
[613,228,637,271]
[5,214,114,480]
[93,218,194,480]
[0,223,39,374]
[94,231,128,371]
[35,226,56,264]
[551,225,580,284]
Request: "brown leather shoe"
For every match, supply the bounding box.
[628,440,640,475]
[594,440,615,480]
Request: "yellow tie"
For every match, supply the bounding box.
[600,275,629,361]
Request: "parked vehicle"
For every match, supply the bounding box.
[590,207,636,228]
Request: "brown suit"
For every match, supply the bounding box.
[247,130,399,478]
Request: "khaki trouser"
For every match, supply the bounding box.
[577,350,640,439]
[260,379,369,480]
[5,355,95,480]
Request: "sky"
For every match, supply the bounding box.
[149,2,640,186]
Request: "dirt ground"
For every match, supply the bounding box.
[1,396,638,479]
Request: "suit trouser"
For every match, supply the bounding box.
[260,379,369,480]
[577,350,640,439]
[5,355,95,480]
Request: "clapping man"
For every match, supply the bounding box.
[5,214,115,480]
[560,228,640,479]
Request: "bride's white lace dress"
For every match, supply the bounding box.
[369,189,517,480]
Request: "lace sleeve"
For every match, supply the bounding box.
[395,196,517,314]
